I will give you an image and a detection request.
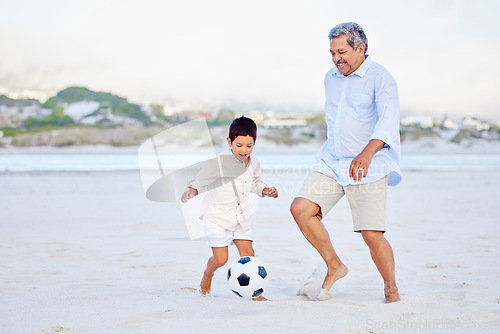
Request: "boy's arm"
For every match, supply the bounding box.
[181,187,198,203]
[262,186,278,198]
[186,158,221,196]
[250,157,268,197]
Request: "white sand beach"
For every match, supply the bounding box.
[1,167,500,333]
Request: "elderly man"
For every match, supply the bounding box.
[290,22,401,303]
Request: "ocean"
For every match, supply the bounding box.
[1,151,500,172]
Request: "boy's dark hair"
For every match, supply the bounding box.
[228,116,257,142]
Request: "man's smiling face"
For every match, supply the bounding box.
[330,34,366,76]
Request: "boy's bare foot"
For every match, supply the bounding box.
[322,263,348,291]
[199,270,213,296]
[252,295,269,301]
[384,282,400,303]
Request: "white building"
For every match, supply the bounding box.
[441,118,459,130]
[64,101,100,123]
[401,116,434,128]
[262,119,307,129]
[460,117,490,131]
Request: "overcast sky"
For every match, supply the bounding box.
[1,0,499,120]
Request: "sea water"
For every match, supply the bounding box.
[0,152,499,172]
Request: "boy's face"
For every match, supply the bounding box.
[227,135,255,163]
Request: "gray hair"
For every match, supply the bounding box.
[328,22,368,54]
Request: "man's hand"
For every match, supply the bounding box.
[349,139,385,182]
[181,187,198,203]
[262,187,278,198]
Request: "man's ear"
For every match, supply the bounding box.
[357,43,366,55]
[226,137,232,146]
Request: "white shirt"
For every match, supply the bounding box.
[188,149,267,231]
[314,55,402,186]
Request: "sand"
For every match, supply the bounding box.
[1,168,500,333]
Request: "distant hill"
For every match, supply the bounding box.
[0,94,40,106]
[43,87,152,125]
[44,87,124,107]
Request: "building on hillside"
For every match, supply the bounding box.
[0,102,45,127]
[262,119,307,129]
[78,108,143,127]
[460,117,490,131]
[64,101,100,123]
[401,116,434,129]
[440,117,459,130]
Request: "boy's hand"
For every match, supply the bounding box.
[181,187,198,203]
[262,187,278,198]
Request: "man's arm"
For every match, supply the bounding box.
[350,70,400,182]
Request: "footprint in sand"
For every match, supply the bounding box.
[41,326,73,333]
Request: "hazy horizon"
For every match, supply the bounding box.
[1,0,499,121]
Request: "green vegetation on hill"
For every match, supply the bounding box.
[0,94,39,106]
[43,86,152,125]
[43,87,125,108]
[24,107,75,130]
[0,95,15,104]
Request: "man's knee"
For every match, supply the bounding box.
[361,230,384,247]
[290,198,301,218]
[290,197,319,221]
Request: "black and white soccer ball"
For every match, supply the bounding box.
[227,256,269,298]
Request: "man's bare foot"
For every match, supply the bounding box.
[384,282,400,303]
[317,288,331,301]
[322,263,348,291]
[199,270,213,296]
[252,295,269,301]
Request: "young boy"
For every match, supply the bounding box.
[181,116,278,301]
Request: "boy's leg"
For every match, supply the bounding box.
[200,246,228,295]
[233,239,255,257]
[233,239,268,301]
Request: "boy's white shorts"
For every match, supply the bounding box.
[202,217,252,247]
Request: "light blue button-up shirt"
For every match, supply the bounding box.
[314,55,402,186]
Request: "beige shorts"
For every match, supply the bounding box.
[202,217,252,247]
[296,171,389,232]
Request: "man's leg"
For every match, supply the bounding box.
[290,197,348,293]
[360,230,400,303]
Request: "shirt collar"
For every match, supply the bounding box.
[333,55,372,78]
[224,148,251,165]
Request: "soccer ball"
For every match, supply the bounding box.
[227,256,269,298]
